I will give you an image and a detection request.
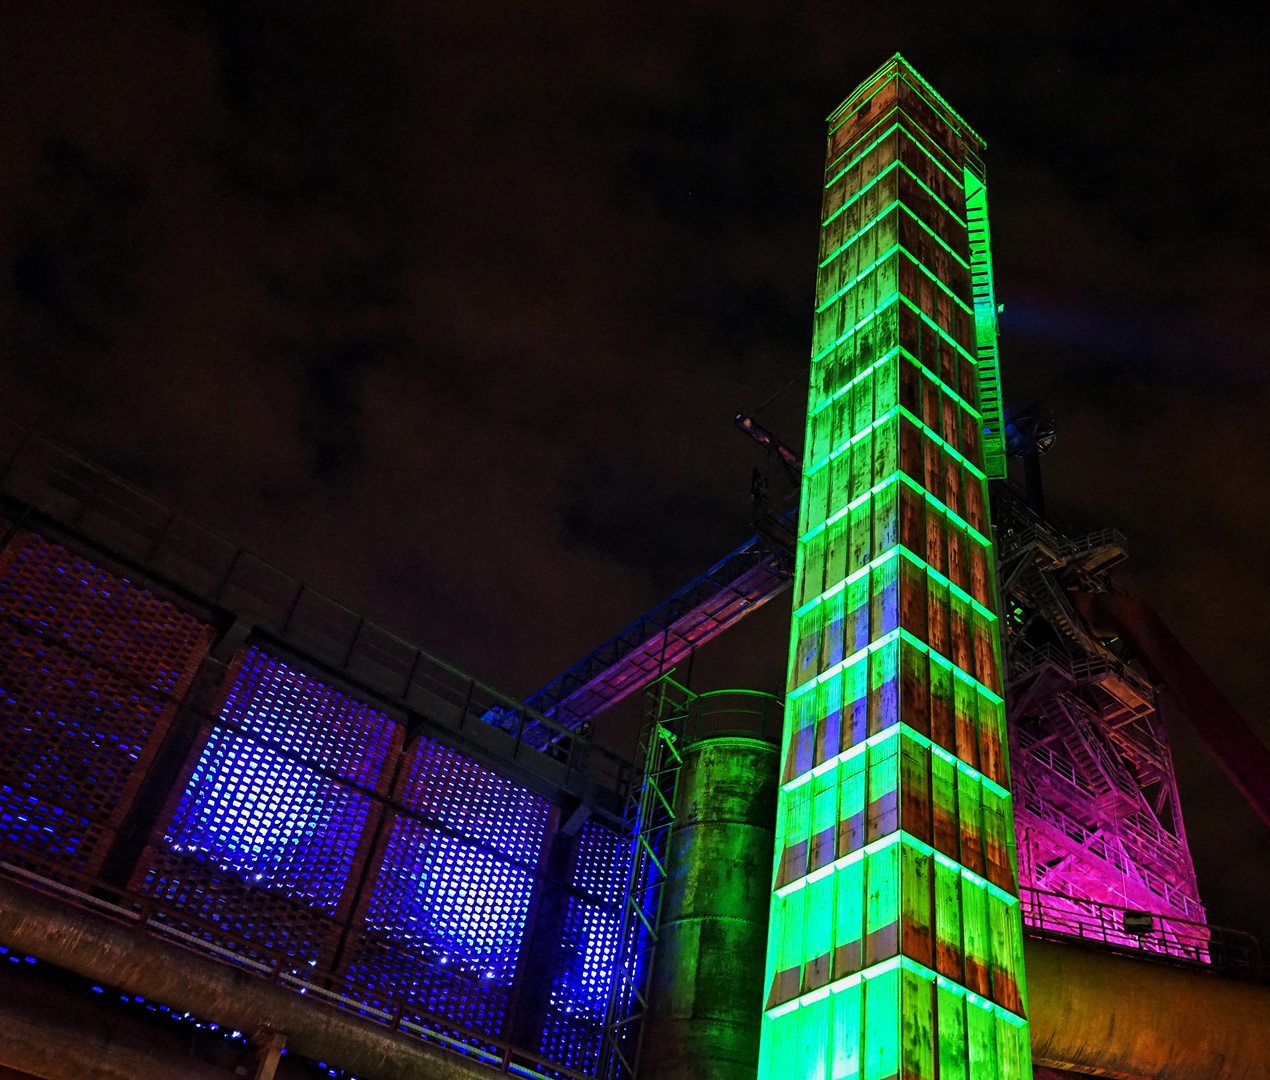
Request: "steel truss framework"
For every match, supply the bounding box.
[993,481,1205,949]
[521,541,792,739]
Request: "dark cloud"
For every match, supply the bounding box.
[198,1,392,202]
[196,0,412,481]
[11,138,153,362]
[0,0,1267,943]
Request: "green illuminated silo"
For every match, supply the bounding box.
[643,692,782,1080]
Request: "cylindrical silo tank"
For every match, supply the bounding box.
[641,690,782,1080]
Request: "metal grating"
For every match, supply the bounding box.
[397,738,551,865]
[0,532,209,695]
[0,526,636,1076]
[159,727,376,914]
[136,648,398,963]
[571,820,626,908]
[138,847,341,968]
[0,532,210,879]
[367,815,538,980]
[217,648,398,787]
[353,816,536,1038]
[340,735,554,1047]
[540,820,626,1075]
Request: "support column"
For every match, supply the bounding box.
[507,800,584,1052]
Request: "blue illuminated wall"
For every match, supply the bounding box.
[371,739,551,981]
[157,648,396,913]
[140,648,399,964]
[0,531,633,1075]
[142,644,629,1062]
[539,820,626,1073]
[0,533,210,878]
[348,738,553,1039]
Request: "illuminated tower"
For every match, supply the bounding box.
[758,57,1030,1080]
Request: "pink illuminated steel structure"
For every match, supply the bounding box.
[993,483,1205,957]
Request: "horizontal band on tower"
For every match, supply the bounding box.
[779,720,1012,802]
[823,122,969,213]
[771,821,1020,907]
[820,173,972,274]
[785,624,1004,709]
[803,396,989,481]
[791,542,997,629]
[764,953,1027,1026]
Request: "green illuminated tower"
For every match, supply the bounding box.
[758,56,1030,1080]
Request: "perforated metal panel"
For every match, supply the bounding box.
[1,532,638,1076]
[0,533,210,878]
[216,649,397,787]
[138,648,398,963]
[539,821,626,1073]
[348,819,531,1039]
[161,729,376,912]
[341,734,552,1039]
[570,820,626,908]
[0,534,209,694]
[399,737,550,865]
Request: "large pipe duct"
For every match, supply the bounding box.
[1070,591,1270,830]
[0,957,280,1080]
[1025,935,1270,1080]
[641,697,781,1080]
[0,874,494,1080]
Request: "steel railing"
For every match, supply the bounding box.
[0,417,633,810]
[1019,886,1262,979]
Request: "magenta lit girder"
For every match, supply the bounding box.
[521,533,792,735]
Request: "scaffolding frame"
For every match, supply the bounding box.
[599,675,696,1080]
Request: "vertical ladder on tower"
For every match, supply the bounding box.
[964,162,1007,480]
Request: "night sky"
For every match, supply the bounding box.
[2,3,1268,944]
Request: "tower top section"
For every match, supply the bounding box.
[816,52,1007,476]
[827,54,987,179]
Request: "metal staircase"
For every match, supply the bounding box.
[994,481,1205,935]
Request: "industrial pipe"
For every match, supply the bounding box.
[0,874,496,1080]
[1070,591,1270,830]
[1025,935,1270,1080]
[0,957,252,1080]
